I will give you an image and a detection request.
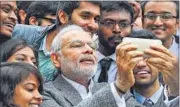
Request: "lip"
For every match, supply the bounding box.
[79,58,95,65]
[29,104,40,107]
[134,70,151,77]
[3,22,16,32]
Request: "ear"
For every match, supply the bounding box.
[50,53,61,68]
[57,10,68,24]
[29,16,38,25]
[18,9,27,24]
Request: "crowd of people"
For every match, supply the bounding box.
[0,1,179,107]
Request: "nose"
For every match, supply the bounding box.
[34,91,43,104]
[153,16,163,26]
[112,24,121,34]
[136,60,147,68]
[26,58,36,67]
[9,11,17,22]
[86,19,99,33]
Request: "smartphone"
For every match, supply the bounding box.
[122,37,162,53]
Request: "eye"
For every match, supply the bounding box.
[94,16,100,23]
[104,20,115,26]
[25,84,35,92]
[88,42,97,50]
[1,6,12,13]
[70,41,84,48]
[161,14,172,19]
[16,58,25,61]
[119,22,130,28]
[146,13,156,20]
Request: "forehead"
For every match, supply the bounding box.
[102,10,131,21]
[20,73,39,86]
[0,1,17,9]
[14,47,33,54]
[144,1,176,14]
[75,1,100,16]
[62,31,92,43]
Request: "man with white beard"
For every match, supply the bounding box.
[41,25,145,107]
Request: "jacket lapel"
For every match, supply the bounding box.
[53,75,82,106]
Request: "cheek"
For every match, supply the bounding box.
[121,28,132,37]
[13,88,33,106]
[143,19,152,28]
[0,12,9,23]
[99,27,113,39]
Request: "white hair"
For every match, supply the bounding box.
[51,25,85,53]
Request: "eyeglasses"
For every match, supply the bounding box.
[100,20,131,29]
[144,13,177,21]
[59,40,97,51]
[38,17,56,24]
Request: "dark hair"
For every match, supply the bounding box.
[0,38,38,66]
[17,1,34,23]
[141,1,179,19]
[130,29,158,40]
[56,1,102,25]
[101,1,134,23]
[25,1,58,25]
[0,62,43,107]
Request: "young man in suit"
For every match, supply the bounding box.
[116,29,179,107]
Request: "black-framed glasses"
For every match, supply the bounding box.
[100,20,131,29]
[59,40,97,51]
[39,17,56,24]
[144,13,177,21]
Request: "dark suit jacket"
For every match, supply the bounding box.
[42,75,144,107]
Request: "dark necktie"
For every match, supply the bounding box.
[143,98,153,107]
[98,58,112,82]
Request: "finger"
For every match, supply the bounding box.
[128,57,144,70]
[149,45,173,57]
[144,49,171,62]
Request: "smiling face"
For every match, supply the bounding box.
[0,1,18,37]
[143,1,178,42]
[7,47,37,67]
[58,31,97,80]
[133,59,159,87]
[13,74,42,107]
[71,1,100,34]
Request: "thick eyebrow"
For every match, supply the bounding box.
[1,3,18,13]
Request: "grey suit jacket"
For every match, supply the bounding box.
[42,75,143,107]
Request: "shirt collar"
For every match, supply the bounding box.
[133,85,164,104]
[62,74,94,99]
[96,51,116,62]
[39,24,56,55]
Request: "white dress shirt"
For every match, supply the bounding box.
[93,51,117,83]
[62,75,126,107]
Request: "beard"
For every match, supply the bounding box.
[60,54,97,80]
[98,30,123,53]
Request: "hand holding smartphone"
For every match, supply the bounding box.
[122,37,162,57]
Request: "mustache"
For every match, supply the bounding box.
[108,35,123,43]
[78,54,96,63]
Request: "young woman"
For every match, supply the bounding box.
[0,38,38,67]
[0,62,43,107]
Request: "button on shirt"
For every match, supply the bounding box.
[93,51,117,83]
